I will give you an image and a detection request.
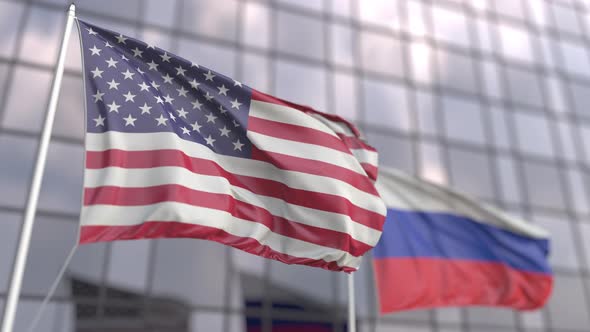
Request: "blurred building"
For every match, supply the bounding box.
[0,0,589,331]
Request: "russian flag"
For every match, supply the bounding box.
[372,168,553,313]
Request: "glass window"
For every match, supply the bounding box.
[405,0,427,37]
[580,125,590,165]
[277,10,324,61]
[497,24,534,63]
[276,60,327,111]
[437,49,477,94]
[78,0,141,20]
[178,39,236,77]
[467,307,516,328]
[0,213,20,293]
[410,41,434,85]
[331,71,358,120]
[580,223,590,270]
[54,74,85,140]
[241,53,270,92]
[493,0,525,20]
[552,4,582,36]
[559,40,590,77]
[520,310,546,329]
[505,66,544,109]
[358,0,401,31]
[242,2,271,49]
[376,323,431,332]
[481,60,503,100]
[547,275,590,330]
[330,0,352,18]
[431,6,470,48]
[0,135,36,207]
[144,0,177,28]
[496,155,523,204]
[419,142,447,185]
[181,0,238,41]
[490,107,511,150]
[360,31,405,78]
[366,131,415,173]
[546,76,566,113]
[568,81,590,119]
[476,18,494,54]
[527,0,549,27]
[190,312,224,331]
[442,95,486,145]
[415,90,438,136]
[18,7,64,66]
[435,308,462,325]
[330,23,354,67]
[277,0,324,11]
[514,111,555,158]
[0,1,25,57]
[363,79,411,132]
[523,161,566,210]
[448,147,495,200]
[567,168,590,214]
[539,36,556,70]
[557,120,578,162]
[534,213,580,270]
[107,240,150,291]
[0,64,8,106]
[139,28,173,51]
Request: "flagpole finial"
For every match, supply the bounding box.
[68,3,76,16]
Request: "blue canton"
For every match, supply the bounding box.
[79,20,252,158]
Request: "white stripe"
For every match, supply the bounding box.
[246,131,367,175]
[308,113,355,136]
[376,168,550,239]
[352,148,378,167]
[84,167,381,246]
[81,202,362,268]
[86,132,386,216]
[249,100,339,138]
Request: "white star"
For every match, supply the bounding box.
[121,69,135,80]
[139,102,152,114]
[121,54,129,61]
[150,81,160,90]
[93,115,105,126]
[189,79,200,89]
[104,41,114,48]
[191,100,203,110]
[123,91,136,102]
[232,120,240,127]
[233,139,244,151]
[132,47,143,58]
[107,79,120,90]
[205,113,217,123]
[217,85,229,96]
[90,67,104,78]
[105,57,118,68]
[154,96,164,104]
[176,86,188,97]
[155,114,168,126]
[162,73,174,84]
[89,45,101,56]
[191,121,202,132]
[204,70,215,81]
[219,105,227,114]
[137,67,145,74]
[115,34,128,44]
[204,135,216,146]
[181,127,191,135]
[219,126,230,137]
[175,65,186,76]
[191,62,199,68]
[163,94,174,104]
[123,114,137,126]
[230,98,242,109]
[107,101,121,113]
[176,107,188,118]
[146,43,155,49]
[169,113,177,122]
[233,79,243,87]
[138,82,150,91]
[86,27,98,36]
[160,52,171,62]
[204,92,213,101]
[147,60,159,71]
[92,90,105,103]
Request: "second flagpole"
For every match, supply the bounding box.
[0,4,76,332]
[348,273,356,332]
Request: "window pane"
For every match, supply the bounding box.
[448,147,495,200]
[431,6,470,48]
[358,0,401,31]
[522,161,565,210]
[330,23,354,67]
[275,60,327,111]
[547,274,590,329]
[277,11,324,61]
[514,111,555,158]
[443,96,486,145]
[559,40,590,78]
[568,81,590,119]
[0,135,36,207]
[437,49,477,94]
[360,31,405,78]
[18,7,64,66]
[498,24,534,63]
[0,2,25,57]
[3,66,52,131]
[534,214,579,270]
[242,2,270,49]
[505,66,544,109]
[552,4,582,36]
[181,0,238,41]
[332,71,358,120]
[366,132,415,173]
[363,79,411,132]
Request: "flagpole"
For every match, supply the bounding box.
[1,4,76,332]
[347,273,356,332]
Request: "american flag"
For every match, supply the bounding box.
[77,19,386,272]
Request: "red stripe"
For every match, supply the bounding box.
[373,257,553,313]
[79,223,356,272]
[86,149,384,230]
[249,146,379,196]
[84,185,372,256]
[248,116,352,154]
[360,163,378,181]
[252,89,361,137]
[338,134,377,153]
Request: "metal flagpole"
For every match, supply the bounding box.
[347,273,356,332]
[1,4,76,332]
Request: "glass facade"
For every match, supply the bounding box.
[1,0,590,331]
